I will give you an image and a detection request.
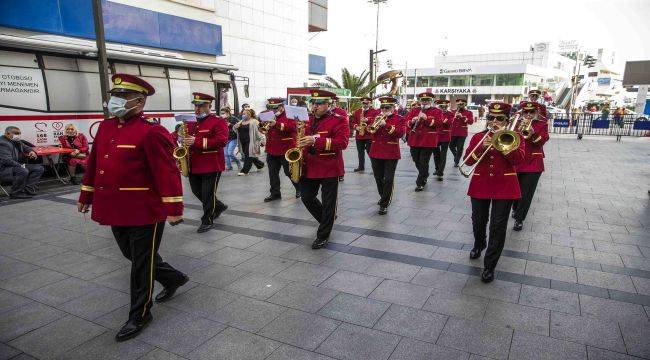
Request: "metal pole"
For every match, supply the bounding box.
[92,0,110,118]
[374,2,380,82]
[369,49,374,97]
[569,49,580,116]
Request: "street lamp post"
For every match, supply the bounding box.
[369,49,386,96]
[368,0,387,94]
[92,0,110,118]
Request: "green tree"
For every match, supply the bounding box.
[315,68,378,112]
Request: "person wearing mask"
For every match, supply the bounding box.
[463,102,525,283]
[0,126,43,198]
[433,99,453,181]
[289,97,299,106]
[261,98,300,202]
[527,89,548,119]
[449,99,475,168]
[368,96,406,215]
[222,107,242,171]
[234,108,265,175]
[240,103,251,118]
[77,74,188,341]
[58,124,89,184]
[405,92,442,191]
[299,90,349,249]
[351,97,379,172]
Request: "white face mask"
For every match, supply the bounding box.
[11,134,21,141]
[108,96,139,118]
[422,104,431,109]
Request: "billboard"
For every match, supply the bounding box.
[623,61,650,86]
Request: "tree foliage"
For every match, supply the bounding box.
[314,68,379,111]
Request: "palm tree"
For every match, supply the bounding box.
[314,68,378,111]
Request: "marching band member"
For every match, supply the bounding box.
[512,101,549,231]
[433,99,453,181]
[331,96,348,182]
[406,92,442,191]
[298,90,349,249]
[463,102,526,283]
[77,74,188,341]
[351,96,380,172]
[369,96,405,215]
[261,98,301,202]
[449,99,475,167]
[527,89,548,119]
[185,92,229,233]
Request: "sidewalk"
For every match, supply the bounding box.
[1,135,649,359]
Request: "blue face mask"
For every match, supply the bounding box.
[108,96,139,117]
[241,115,249,120]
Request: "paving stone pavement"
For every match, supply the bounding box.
[0,135,649,359]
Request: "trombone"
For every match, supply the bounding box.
[458,115,521,178]
[367,114,387,134]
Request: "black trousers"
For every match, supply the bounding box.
[370,158,398,207]
[512,172,542,222]
[266,154,299,197]
[0,164,44,194]
[449,136,467,166]
[409,147,433,186]
[355,139,372,169]
[189,172,226,225]
[471,198,513,270]
[300,177,339,240]
[240,143,264,174]
[112,222,185,321]
[433,141,449,176]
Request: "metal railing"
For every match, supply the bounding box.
[548,113,650,137]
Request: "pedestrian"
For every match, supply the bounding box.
[235,108,265,175]
[222,107,242,172]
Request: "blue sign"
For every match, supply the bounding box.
[553,119,570,127]
[309,54,326,75]
[597,78,611,86]
[592,120,610,129]
[633,120,650,130]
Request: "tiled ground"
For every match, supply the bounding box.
[1,134,649,360]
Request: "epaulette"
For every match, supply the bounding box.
[142,116,158,124]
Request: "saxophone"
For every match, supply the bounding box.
[357,109,368,137]
[173,121,190,177]
[284,120,305,183]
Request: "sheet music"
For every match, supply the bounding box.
[258,110,276,122]
[174,114,196,122]
[284,105,309,121]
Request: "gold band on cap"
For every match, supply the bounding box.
[112,81,148,94]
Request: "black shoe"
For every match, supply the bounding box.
[353,167,364,172]
[115,314,152,342]
[197,223,213,233]
[377,200,381,205]
[212,204,228,220]
[378,207,387,215]
[264,195,282,202]
[311,238,328,249]
[511,212,516,219]
[70,177,80,185]
[481,268,495,283]
[415,185,424,192]
[453,163,459,168]
[9,192,32,199]
[256,163,265,170]
[469,247,484,259]
[513,221,523,231]
[295,191,301,199]
[437,175,443,181]
[155,274,189,302]
[338,176,344,182]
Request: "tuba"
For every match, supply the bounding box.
[173,121,191,177]
[285,119,305,183]
[377,70,404,96]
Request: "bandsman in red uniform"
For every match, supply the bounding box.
[369,96,406,214]
[331,96,348,182]
[351,96,379,172]
[449,98,475,167]
[511,101,549,231]
[77,74,188,341]
[406,92,442,191]
[525,89,548,119]
[463,102,526,283]
[433,99,453,181]
[298,90,350,249]
[261,98,301,202]
[183,92,229,233]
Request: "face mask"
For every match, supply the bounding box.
[242,115,249,120]
[422,104,431,109]
[108,96,138,118]
[290,102,298,106]
[197,112,209,119]
[11,134,21,141]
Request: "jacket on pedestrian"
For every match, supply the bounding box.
[237,119,264,158]
[0,135,32,170]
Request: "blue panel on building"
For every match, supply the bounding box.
[0,0,223,56]
[309,54,326,75]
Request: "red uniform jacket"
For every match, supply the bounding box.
[303,111,350,178]
[58,133,89,154]
[264,111,296,156]
[369,113,405,160]
[516,119,549,173]
[351,107,380,140]
[187,114,228,174]
[438,110,453,143]
[332,107,349,123]
[406,107,442,148]
[78,113,183,226]
[450,109,475,137]
[464,131,526,200]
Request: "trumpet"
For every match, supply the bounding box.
[458,116,520,178]
[410,108,426,133]
[518,116,534,139]
[173,121,190,177]
[367,114,387,134]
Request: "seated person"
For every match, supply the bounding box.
[0,126,44,199]
[58,124,89,184]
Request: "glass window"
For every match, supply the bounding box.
[0,50,38,68]
[471,74,494,86]
[43,56,77,71]
[142,77,170,111]
[44,70,102,111]
[416,77,429,87]
[430,76,448,87]
[189,70,212,81]
[168,68,189,79]
[140,65,166,78]
[450,76,470,87]
[496,74,524,86]
[406,77,415,87]
[113,63,139,75]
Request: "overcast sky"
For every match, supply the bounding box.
[313,0,650,79]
